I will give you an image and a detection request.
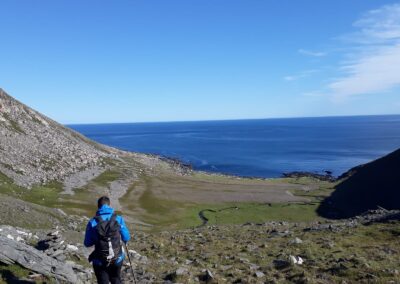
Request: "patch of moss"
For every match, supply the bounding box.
[101,157,118,167]
[58,187,98,217]
[0,263,53,283]
[2,113,26,134]
[0,169,99,219]
[0,171,12,183]
[0,163,25,175]
[0,264,30,282]
[91,170,121,186]
[23,182,63,206]
[137,178,192,228]
[1,163,14,172]
[31,115,43,125]
[41,159,57,172]
[0,176,82,213]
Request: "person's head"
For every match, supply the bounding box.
[97,196,110,209]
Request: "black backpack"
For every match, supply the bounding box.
[93,214,122,264]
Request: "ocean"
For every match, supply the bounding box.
[69,115,400,178]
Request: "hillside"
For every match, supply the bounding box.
[0,89,399,283]
[318,148,400,218]
[0,88,112,187]
[0,88,317,227]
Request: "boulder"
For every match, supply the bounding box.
[0,235,89,283]
[290,237,303,244]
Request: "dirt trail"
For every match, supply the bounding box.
[62,166,107,195]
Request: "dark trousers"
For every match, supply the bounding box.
[93,262,122,284]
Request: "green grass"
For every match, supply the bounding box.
[0,264,30,283]
[121,176,194,230]
[2,113,25,134]
[124,183,324,230]
[22,182,63,206]
[139,187,183,215]
[180,202,324,228]
[118,173,332,231]
[0,177,64,208]
[0,172,12,183]
[9,120,25,134]
[58,186,98,216]
[0,166,126,221]
[100,157,119,167]
[91,170,121,186]
[296,223,400,282]
[0,171,95,216]
[0,264,52,283]
[0,163,24,175]
[0,166,333,232]
[0,172,27,197]
[191,172,291,184]
[31,115,43,125]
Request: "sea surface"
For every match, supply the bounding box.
[69,115,400,178]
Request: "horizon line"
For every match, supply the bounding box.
[65,113,400,126]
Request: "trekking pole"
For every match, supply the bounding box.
[124,242,138,284]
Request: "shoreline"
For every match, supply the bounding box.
[144,152,340,182]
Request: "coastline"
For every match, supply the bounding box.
[67,115,400,181]
[146,152,340,182]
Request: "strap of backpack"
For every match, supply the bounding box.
[94,214,117,226]
[110,213,117,223]
[94,215,103,224]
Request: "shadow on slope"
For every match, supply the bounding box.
[317,148,400,219]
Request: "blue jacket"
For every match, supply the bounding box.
[84,205,131,265]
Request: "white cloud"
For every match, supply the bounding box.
[330,44,400,100]
[328,3,400,100]
[302,91,324,98]
[298,49,326,57]
[284,75,296,81]
[284,69,318,81]
[353,4,400,43]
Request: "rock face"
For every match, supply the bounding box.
[0,88,111,187]
[0,235,89,283]
[0,225,92,283]
[318,148,400,218]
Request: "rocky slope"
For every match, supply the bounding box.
[137,209,400,283]
[318,148,400,218]
[0,88,113,187]
[1,208,399,283]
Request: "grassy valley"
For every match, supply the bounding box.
[0,90,399,283]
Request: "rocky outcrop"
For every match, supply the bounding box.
[0,225,92,282]
[0,235,90,283]
[0,88,113,187]
[318,148,400,218]
[1,210,399,283]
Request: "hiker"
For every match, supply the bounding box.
[84,196,131,284]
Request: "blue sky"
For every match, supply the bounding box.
[0,0,399,123]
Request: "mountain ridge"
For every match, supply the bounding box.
[0,88,115,187]
[318,147,400,218]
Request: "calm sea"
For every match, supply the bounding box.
[69,115,400,178]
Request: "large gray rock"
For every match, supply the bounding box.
[0,235,88,283]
